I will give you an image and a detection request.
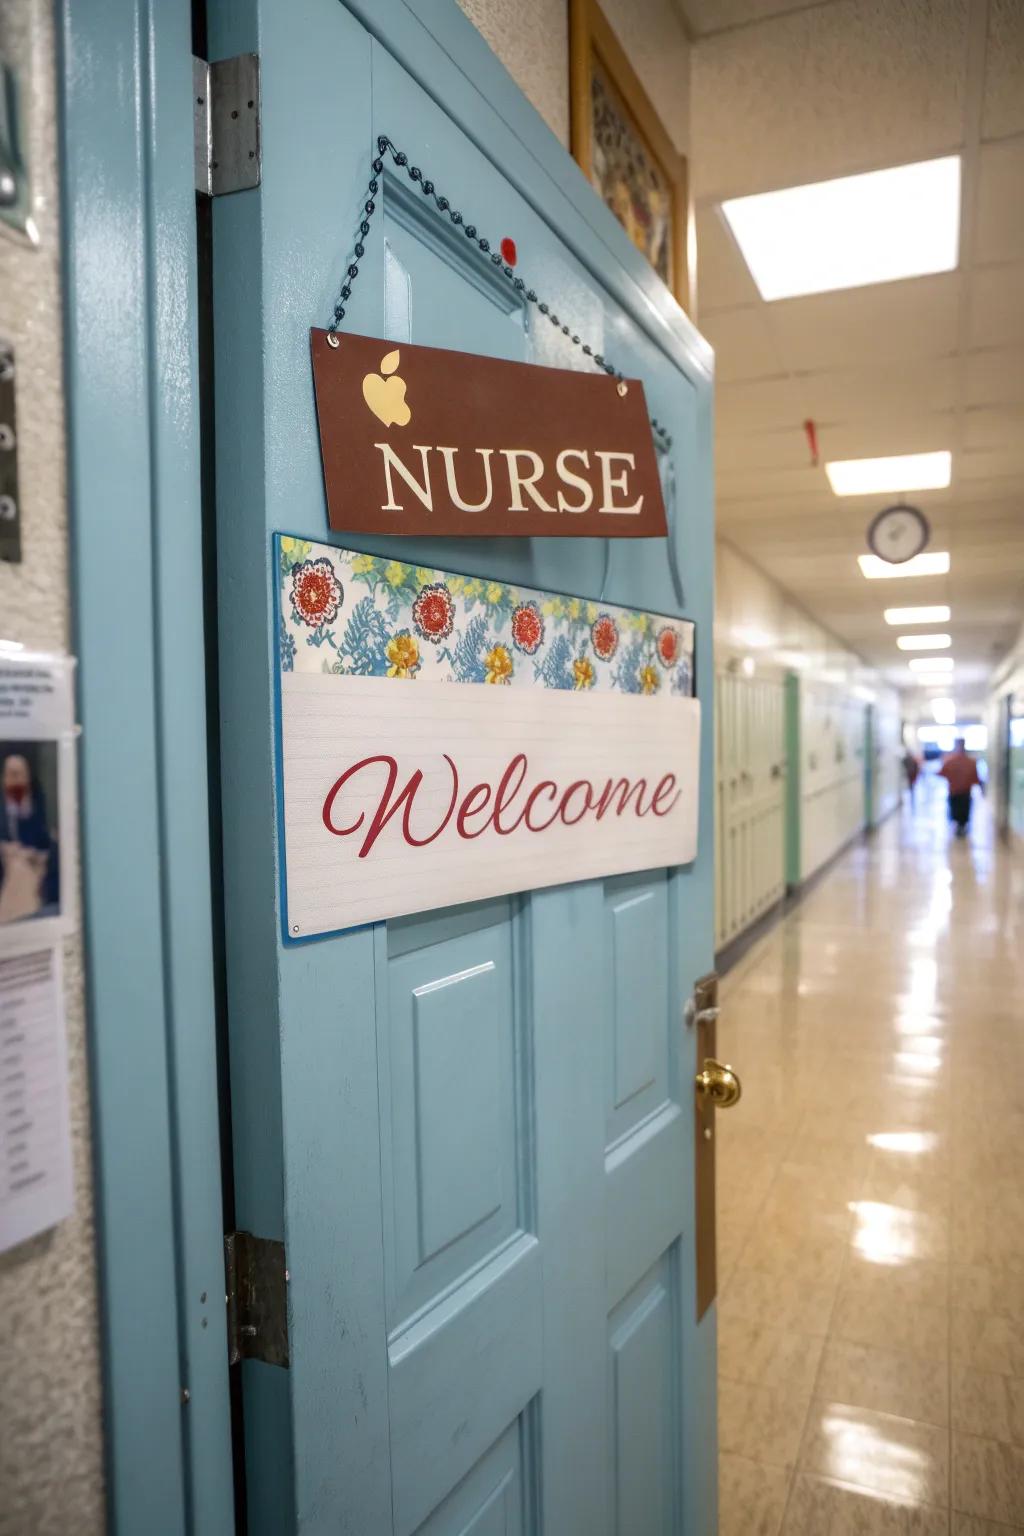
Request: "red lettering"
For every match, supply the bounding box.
[651,774,681,817]
[592,776,648,820]
[456,781,493,839]
[322,752,459,857]
[321,750,678,856]
[558,779,594,826]
[492,753,529,834]
[523,780,560,832]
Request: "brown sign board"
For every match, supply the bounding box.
[310,328,668,538]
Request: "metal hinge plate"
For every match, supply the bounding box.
[193,54,261,197]
[224,1230,289,1368]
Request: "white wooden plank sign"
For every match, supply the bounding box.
[276,539,699,938]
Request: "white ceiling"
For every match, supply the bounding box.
[685,0,1024,703]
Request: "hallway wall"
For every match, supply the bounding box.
[871,700,903,829]
[715,542,902,942]
[799,684,868,881]
[0,2,105,1531]
[987,617,1024,840]
[456,0,690,152]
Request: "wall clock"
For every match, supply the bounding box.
[866,503,931,564]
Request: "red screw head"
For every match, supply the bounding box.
[500,236,517,267]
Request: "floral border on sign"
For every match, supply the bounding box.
[277,536,695,698]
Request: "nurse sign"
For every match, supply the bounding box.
[310,329,669,541]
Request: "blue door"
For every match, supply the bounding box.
[208,3,717,1531]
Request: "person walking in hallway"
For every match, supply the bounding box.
[902,744,921,805]
[939,735,982,837]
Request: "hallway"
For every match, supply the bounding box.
[717,772,1024,1534]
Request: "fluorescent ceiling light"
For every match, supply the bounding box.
[858,551,950,579]
[896,633,951,651]
[884,606,950,625]
[827,451,951,496]
[932,698,956,725]
[720,156,960,301]
[909,657,954,673]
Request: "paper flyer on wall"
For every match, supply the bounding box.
[0,647,78,1250]
[0,935,74,1252]
[0,647,77,939]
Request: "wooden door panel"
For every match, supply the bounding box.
[604,872,670,1138]
[412,1418,531,1536]
[390,1243,541,1534]
[382,179,528,359]
[378,906,523,1325]
[608,1253,680,1536]
[606,1112,685,1311]
[378,900,540,1533]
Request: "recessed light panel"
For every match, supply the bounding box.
[896,634,951,650]
[720,156,961,302]
[827,452,951,496]
[909,657,954,673]
[858,552,950,579]
[884,606,950,625]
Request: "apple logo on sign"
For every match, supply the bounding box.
[362,349,412,428]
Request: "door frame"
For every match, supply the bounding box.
[58,1,233,1531]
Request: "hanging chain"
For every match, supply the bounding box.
[327,135,673,453]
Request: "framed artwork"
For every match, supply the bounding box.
[569,0,692,313]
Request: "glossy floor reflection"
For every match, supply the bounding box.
[716,770,1024,1535]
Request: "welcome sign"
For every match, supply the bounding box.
[310,330,669,539]
[276,537,699,938]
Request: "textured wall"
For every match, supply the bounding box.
[0,2,106,1532]
[457,0,690,151]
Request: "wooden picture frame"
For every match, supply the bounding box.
[569,0,692,314]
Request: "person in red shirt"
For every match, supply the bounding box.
[939,738,982,837]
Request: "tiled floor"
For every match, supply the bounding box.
[716,771,1024,1535]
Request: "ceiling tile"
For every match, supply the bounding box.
[958,446,1024,478]
[716,375,804,433]
[687,0,1024,685]
[699,306,783,381]
[769,274,960,371]
[982,0,1024,139]
[691,0,969,198]
[968,264,1024,349]
[715,425,815,472]
[789,357,958,421]
[695,206,761,312]
[965,348,1024,406]
[811,413,957,462]
[975,140,1024,264]
[962,406,1024,449]
[716,465,835,501]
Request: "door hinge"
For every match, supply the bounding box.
[224,1230,289,1368]
[193,54,261,197]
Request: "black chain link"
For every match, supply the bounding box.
[327,135,672,452]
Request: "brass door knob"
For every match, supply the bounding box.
[695,1057,742,1109]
